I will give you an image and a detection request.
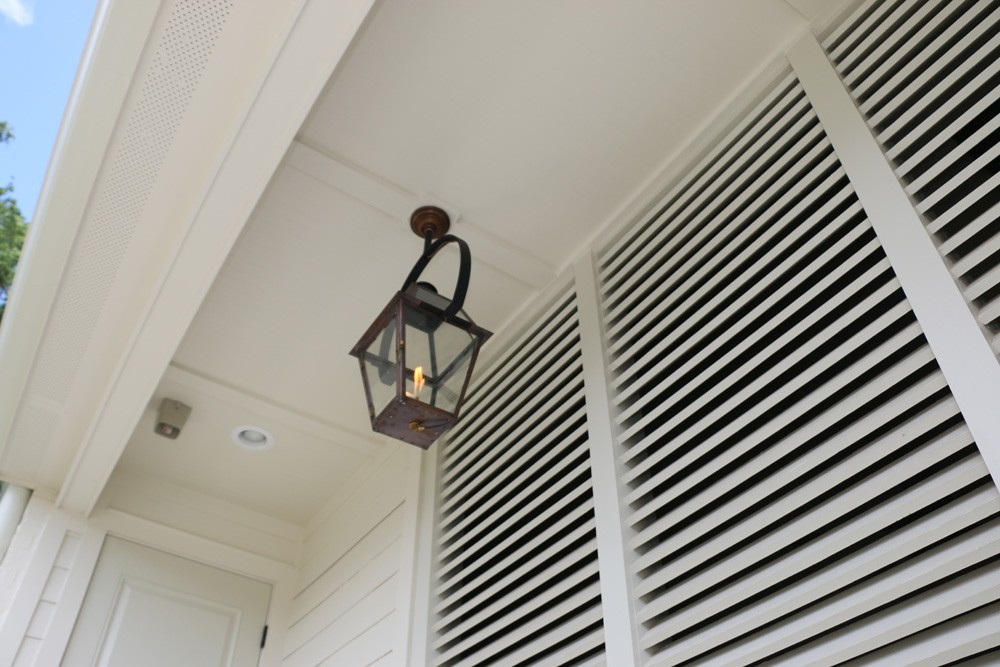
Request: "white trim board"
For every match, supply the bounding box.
[787,33,1000,491]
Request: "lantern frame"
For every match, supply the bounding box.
[349,207,492,449]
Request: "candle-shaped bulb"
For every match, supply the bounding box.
[413,366,425,397]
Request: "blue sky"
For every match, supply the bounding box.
[1,0,99,220]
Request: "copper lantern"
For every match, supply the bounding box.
[349,207,492,448]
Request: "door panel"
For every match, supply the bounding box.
[62,537,271,667]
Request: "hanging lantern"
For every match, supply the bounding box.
[349,206,492,449]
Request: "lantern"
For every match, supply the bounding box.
[349,207,492,448]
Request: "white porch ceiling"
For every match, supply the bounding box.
[0,0,810,526]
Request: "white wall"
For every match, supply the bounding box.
[281,446,418,667]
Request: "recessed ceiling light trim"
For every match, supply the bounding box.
[231,425,274,450]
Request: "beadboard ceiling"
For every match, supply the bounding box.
[0,0,817,525]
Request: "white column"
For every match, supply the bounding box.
[574,253,643,666]
[788,33,1000,492]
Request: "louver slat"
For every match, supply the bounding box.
[440,315,578,487]
[647,479,1000,664]
[628,371,954,552]
[825,0,1000,356]
[598,65,1000,666]
[432,284,605,665]
[612,194,865,398]
[618,259,903,451]
[599,73,799,282]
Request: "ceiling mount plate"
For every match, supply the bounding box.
[410,206,450,239]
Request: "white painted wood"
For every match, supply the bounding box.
[573,253,642,666]
[55,0,379,516]
[392,447,422,667]
[0,509,72,666]
[103,469,302,564]
[656,485,1000,663]
[62,536,272,666]
[285,142,556,292]
[88,508,297,667]
[286,447,411,667]
[407,443,439,667]
[611,206,870,386]
[0,0,161,466]
[788,33,1000,492]
[0,485,31,560]
[33,526,104,667]
[163,364,384,457]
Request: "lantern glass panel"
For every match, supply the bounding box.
[363,318,398,416]
[403,303,477,414]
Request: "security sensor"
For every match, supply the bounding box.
[155,399,191,439]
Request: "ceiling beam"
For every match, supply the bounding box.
[285,141,557,291]
[164,365,384,457]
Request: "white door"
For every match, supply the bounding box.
[62,537,271,667]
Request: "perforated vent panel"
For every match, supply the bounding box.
[598,68,1000,665]
[431,284,606,666]
[29,0,232,403]
[822,0,1000,356]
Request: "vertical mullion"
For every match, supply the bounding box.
[788,33,1000,493]
[573,252,642,666]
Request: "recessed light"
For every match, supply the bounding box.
[231,425,274,450]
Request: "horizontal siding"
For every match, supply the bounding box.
[283,448,412,667]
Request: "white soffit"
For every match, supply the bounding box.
[299,0,806,270]
[115,367,374,524]
[0,0,378,513]
[173,162,534,437]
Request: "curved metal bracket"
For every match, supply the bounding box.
[401,234,471,320]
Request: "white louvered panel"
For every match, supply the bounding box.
[434,541,598,649]
[436,448,590,570]
[598,66,1000,665]
[850,3,992,122]
[633,421,974,606]
[432,284,605,665]
[433,581,603,667]
[824,1,1000,355]
[847,2,997,125]
[609,142,846,376]
[603,111,826,337]
[848,601,1000,666]
[436,452,591,582]
[437,350,583,517]
[883,50,1000,169]
[700,501,1000,665]
[438,418,588,543]
[629,371,955,557]
[435,498,595,603]
[440,315,579,487]
[646,479,1000,664]
[623,306,928,492]
[600,72,800,282]
[434,516,596,622]
[822,0,893,64]
[618,262,904,453]
[612,193,867,398]
[838,0,952,97]
[439,297,577,484]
